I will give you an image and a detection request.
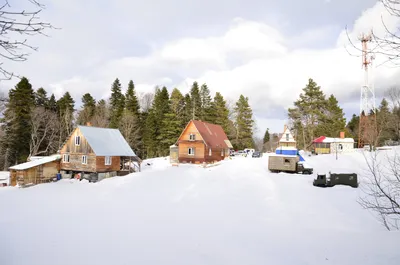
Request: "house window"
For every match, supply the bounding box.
[63,154,70,163]
[105,156,112,165]
[209,148,212,156]
[188,147,195,155]
[286,133,289,141]
[338,144,343,150]
[189,134,196,141]
[82,155,87,164]
[75,136,81,146]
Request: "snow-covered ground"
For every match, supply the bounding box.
[1,150,400,265]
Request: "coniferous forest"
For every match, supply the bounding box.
[0,77,255,169]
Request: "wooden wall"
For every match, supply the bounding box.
[60,127,95,154]
[96,156,120,172]
[180,121,204,142]
[61,154,97,172]
[204,146,228,163]
[178,142,205,163]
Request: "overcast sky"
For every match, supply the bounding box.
[2,0,400,136]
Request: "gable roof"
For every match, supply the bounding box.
[279,127,296,143]
[191,120,232,148]
[77,126,137,156]
[9,155,61,171]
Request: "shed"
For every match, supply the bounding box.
[312,136,355,154]
[9,154,61,186]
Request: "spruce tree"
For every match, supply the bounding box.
[109,78,125,128]
[263,128,270,144]
[1,77,35,165]
[213,92,230,133]
[170,88,186,127]
[200,83,214,122]
[183,93,192,124]
[47,94,57,112]
[190,81,201,120]
[35,87,48,107]
[125,80,140,115]
[234,95,254,149]
[77,93,96,125]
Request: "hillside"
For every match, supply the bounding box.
[0,150,400,265]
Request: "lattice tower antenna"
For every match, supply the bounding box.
[358,31,376,148]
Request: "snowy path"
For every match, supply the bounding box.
[0,155,399,265]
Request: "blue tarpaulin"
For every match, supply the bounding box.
[275,148,305,161]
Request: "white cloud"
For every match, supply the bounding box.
[1,1,399,137]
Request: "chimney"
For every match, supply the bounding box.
[86,122,92,127]
[340,131,345,139]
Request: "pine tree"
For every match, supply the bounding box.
[158,110,181,155]
[35,88,48,107]
[316,94,346,137]
[190,81,201,120]
[263,128,270,144]
[288,78,327,149]
[125,80,140,115]
[1,77,35,165]
[213,92,230,133]
[199,83,214,122]
[109,78,125,128]
[377,98,393,145]
[234,95,254,149]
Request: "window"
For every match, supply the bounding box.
[189,133,196,141]
[105,156,112,165]
[63,154,70,163]
[188,147,195,155]
[82,155,87,164]
[338,144,343,150]
[284,158,290,164]
[286,133,289,141]
[209,148,212,156]
[75,136,81,146]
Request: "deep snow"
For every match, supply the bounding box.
[1,150,400,265]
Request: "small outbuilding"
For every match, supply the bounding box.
[312,134,355,155]
[9,154,61,186]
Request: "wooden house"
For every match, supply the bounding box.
[9,155,61,186]
[278,125,296,148]
[59,125,141,181]
[312,133,355,155]
[176,120,233,164]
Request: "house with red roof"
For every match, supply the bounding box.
[312,132,355,154]
[175,120,233,164]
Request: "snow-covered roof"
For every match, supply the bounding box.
[313,136,354,143]
[0,171,9,185]
[78,126,137,157]
[9,155,61,171]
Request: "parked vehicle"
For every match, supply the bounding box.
[268,155,313,174]
[313,172,358,188]
[252,151,261,158]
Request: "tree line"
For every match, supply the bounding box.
[0,77,255,169]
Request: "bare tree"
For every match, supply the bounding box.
[91,100,109,128]
[29,106,59,157]
[139,92,154,112]
[359,151,400,230]
[0,92,6,114]
[253,136,263,152]
[119,110,141,150]
[0,0,56,79]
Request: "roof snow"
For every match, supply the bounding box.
[78,126,137,157]
[9,155,61,171]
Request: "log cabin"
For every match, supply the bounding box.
[59,125,141,182]
[176,120,233,164]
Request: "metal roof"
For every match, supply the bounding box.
[9,155,61,171]
[313,136,354,143]
[78,126,137,156]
